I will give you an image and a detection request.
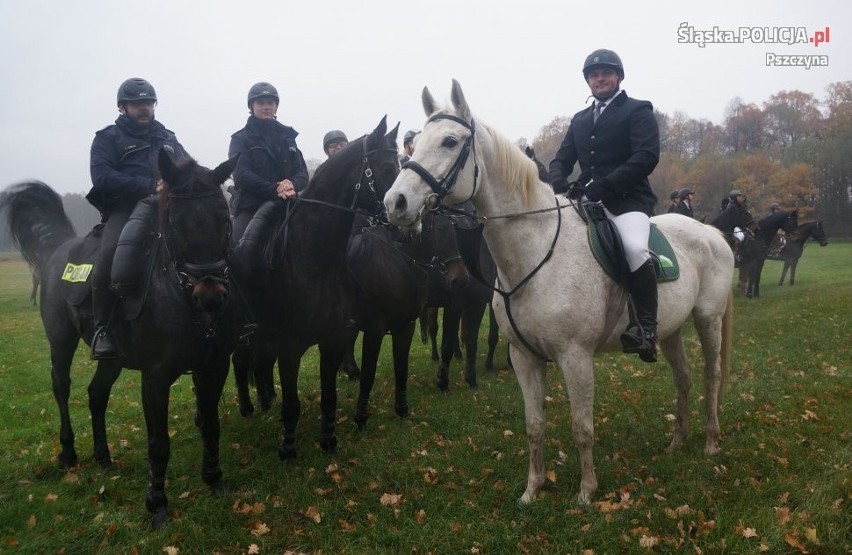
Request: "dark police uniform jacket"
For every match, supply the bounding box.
[88,115,189,216]
[548,90,659,216]
[228,116,309,216]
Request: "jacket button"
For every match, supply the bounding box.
[591,135,595,140]
[590,165,595,170]
[590,150,595,155]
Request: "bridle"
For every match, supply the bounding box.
[165,189,232,293]
[401,114,479,213]
[297,136,397,225]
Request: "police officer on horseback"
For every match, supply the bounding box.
[228,82,309,243]
[87,78,190,359]
[323,129,349,158]
[400,129,419,164]
[548,49,661,363]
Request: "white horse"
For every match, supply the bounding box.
[385,80,734,505]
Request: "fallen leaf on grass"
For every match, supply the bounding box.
[639,534,659,548]
[803,527,818,543]
[44,493,58,502]
[250,521,270,537]
[416,509,426,525]
[304,506,322,524]
[775,506,791,525]
[27,515,36,528]
[380,493,402,506]
[162,547,179,555]
[247,544,260,554]
[801,410,819,421]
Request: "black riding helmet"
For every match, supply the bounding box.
[247,82,279,109]
[117,78,157,106]
[729,189,744,199]
[582,49,624,79]
[323,130,348,150]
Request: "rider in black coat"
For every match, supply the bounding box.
[228,82,309,242]
[548,49,661,363]
[87,78,190,359]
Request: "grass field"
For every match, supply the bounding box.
[0,244,849,554]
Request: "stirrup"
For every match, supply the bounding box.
[91,328,118,360]
[620,327,657,363]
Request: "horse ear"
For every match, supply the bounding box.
[369,115,388,147]
[387,121,400,144]
[422,86,437,116]
[158,148,179,185]
[213,154,239,185]
[450,79,471,120]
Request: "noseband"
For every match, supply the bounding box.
[401,114,478,209]
[166,189,231,292]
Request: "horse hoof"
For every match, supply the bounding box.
[239,404,255,418]
[209,479,225,496]
[58,452,78,470]
[320,436,338,455]
[278,445,297,462]
[150,507,170,530]
[94,453,114,469]
[395,404,409,418]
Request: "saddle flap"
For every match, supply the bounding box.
[60,226,102,307]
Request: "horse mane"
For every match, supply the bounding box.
[481,121,542,207]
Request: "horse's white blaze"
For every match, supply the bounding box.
[385,80,734,504]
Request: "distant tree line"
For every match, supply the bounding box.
[525,81,852,235]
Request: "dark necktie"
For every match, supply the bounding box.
[593,101,605,124]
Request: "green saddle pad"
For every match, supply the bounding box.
[588,220,679,283]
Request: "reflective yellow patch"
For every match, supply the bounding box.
[61,263,94,283]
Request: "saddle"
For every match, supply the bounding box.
[578,201,679,283]
[59,223,158,322]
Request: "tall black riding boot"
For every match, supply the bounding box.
[91,285,118,360]
[620,259,658,363]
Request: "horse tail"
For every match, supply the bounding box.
[0,181,77,274]
[720,289,734,389]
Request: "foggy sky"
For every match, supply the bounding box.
[0,0,848,195]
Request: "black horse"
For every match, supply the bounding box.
[231,117,400,460]
[771,221,828,286]
[0,152,237,529]
[709,200,758,292]
[423,212,501,391]
[347,210,469,428]
[524,145,550,182]
[740,209,799,298]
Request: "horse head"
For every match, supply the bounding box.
[386,80,479,228]
[814,221,828,246]
[158,149,237,313]
[310,116,400,219]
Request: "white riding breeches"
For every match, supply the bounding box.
[602,206,651,272]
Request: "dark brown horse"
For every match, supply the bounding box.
[0,152,237,529]
[347,210,468,428]
[771,220,828,286]
[231,118,400,460]
[740,209,799,298]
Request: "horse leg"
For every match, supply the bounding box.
[554,348,598,505]
[692,310,724,456]
[391,321,416,418]
[427,307,439,361]
[340,326,361,381]
[317,342,342,454]
[50,338,80,469]
[231,345,254,417]
[277,346,304,461]
[789,258,798,286]
[463,302,487,388]
[354,327,384,430]
[510,346,549,505]
[255,342,277,412]
[659,329,691,452]
[779,259,790,286]
[141,369,174,529]
[88,360,122,467]
[191,355,230,495]
[484,304,499,374]
[437,300,462,392]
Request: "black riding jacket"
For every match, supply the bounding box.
[549,90,659,216]
[228,116,309,215]
[88,115,189,216]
